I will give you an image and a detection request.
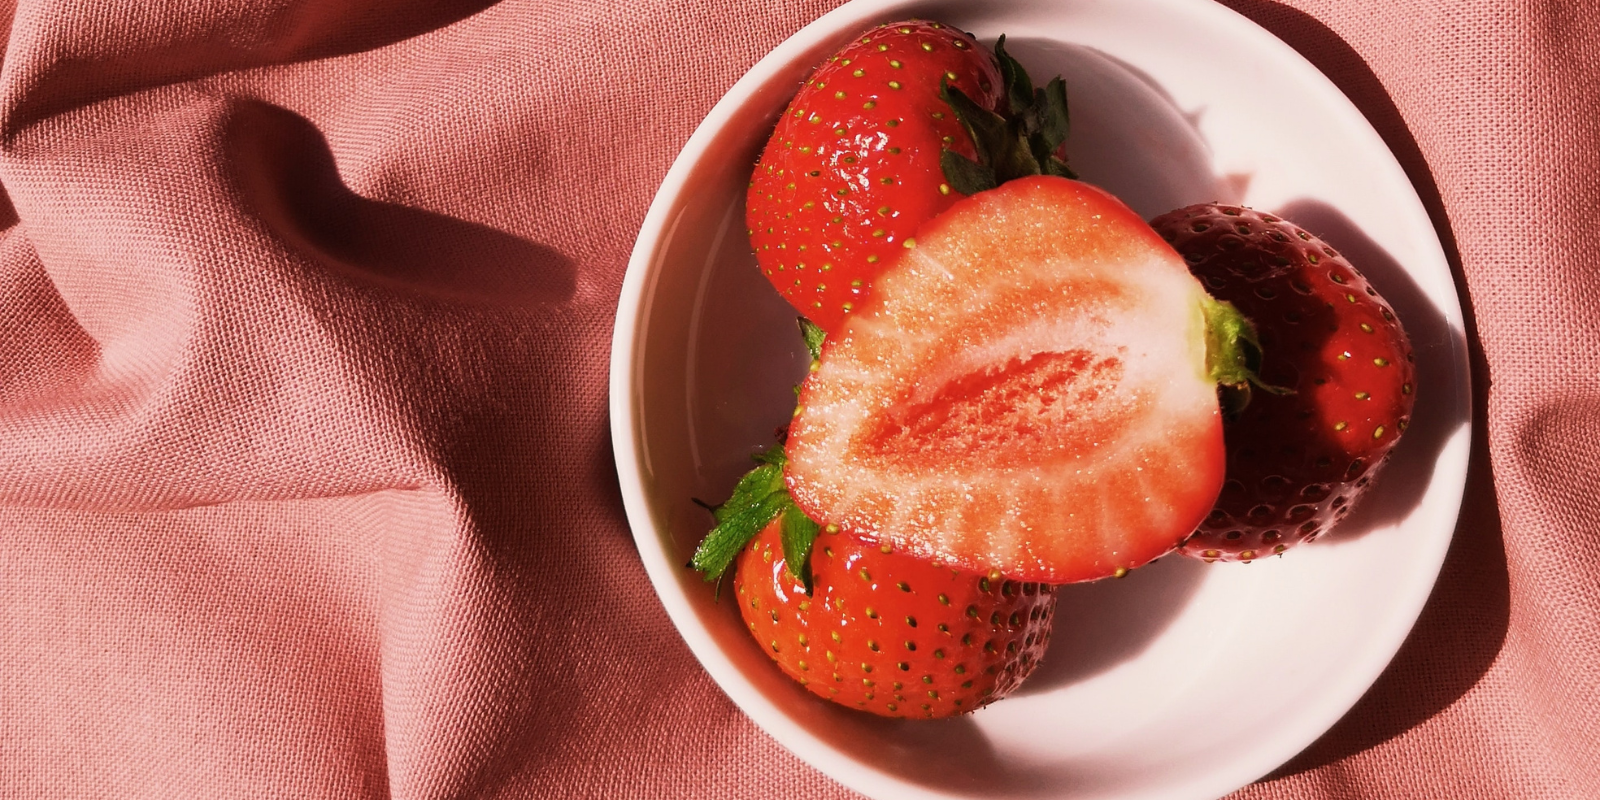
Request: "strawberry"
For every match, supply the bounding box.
[1147,204,1415,563]
[734,518,1054,718]
[747,23,1075,332]
[690,324,1054,718]
[747,21,998,333]
[785,176,1263,584]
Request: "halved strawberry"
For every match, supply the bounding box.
[785,176,1247,584]
[1149,204,1416,562]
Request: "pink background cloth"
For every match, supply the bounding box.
[0,0,1594,796]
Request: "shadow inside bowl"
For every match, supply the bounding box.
[1000,38,1241,217]
[1268,199,1468,545]
[1017,556,1209,694]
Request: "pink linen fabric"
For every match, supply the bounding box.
[0,0,1593,797]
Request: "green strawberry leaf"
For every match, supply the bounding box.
[995,35,1034,117]
[691,490,789,581]
[779,502,820,592]
[1042,155,1078,180]
[993,131,1042,184]
[1202,296,1263,386]
[798,317,827,363]
[1027,135,1054,179]
[939,39,1077,193]
[752,440,787,468]
[941,149,997,196]
[691,320,829,590]
[709,459,784,523]
[690,444,827,592]
[940,81,1012,170]
[1037,77,1070,151]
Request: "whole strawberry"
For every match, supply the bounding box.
[786,177,1237,584]
[746,21,1002,332]
[1148,204,1415,563]
[735,519,1053,718]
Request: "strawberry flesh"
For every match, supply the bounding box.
[786,176,1226,583]
[1149,204,1415,562]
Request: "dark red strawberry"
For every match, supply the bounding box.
[786,177,1261,584]
[746,21,1003,333]
[1149,204,1415,563]
[734,518,1054,718]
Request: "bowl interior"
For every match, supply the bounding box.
[613,1,1472,798]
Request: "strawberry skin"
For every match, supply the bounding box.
[1148,204,1416,562]
[747,20,1002,332]
[735,519,1054,718]
[786,176,1226,584]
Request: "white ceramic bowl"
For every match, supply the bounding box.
[610,0,1472,797]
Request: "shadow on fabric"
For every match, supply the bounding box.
[0,186,15,229]
[219,99,616,797]
[225,100,574,306]
[1211,0,1511,778]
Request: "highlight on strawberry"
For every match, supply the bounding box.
[692,19,1414,719]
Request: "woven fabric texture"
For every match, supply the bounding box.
[0,0,1594,797]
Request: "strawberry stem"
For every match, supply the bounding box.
[799,317,826,361]
[939,35,1077,196]
[1201,297,1292,417]
[692,324,831,593]
[779,503,820,591]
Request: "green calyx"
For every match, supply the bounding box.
[940,35,1077,196]
[691,319,829,593]
[799,316,826,362]
[688,441,815,589]
[1201,297,1292,417]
